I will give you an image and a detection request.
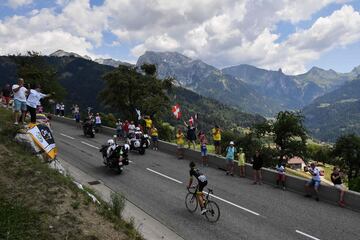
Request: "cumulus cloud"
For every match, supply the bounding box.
[0,0,359,74]
[6,0,32,8]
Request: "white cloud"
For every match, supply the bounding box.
[0,0,359,74]
[6,0,32,8]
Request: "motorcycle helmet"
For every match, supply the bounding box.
[124,143,130,151]
[107,139,115,146]
[134,140,141,148]
[135,127,141,131]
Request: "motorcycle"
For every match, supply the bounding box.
[83,118,95,138]
[99,143,129,174]
[127,130,150,155]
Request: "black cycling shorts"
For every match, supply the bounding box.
[198,180,208,192]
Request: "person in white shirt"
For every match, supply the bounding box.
[12,78,28,125]
[55,103,60,116]
[60,103,65,116]
[275,160,286,190]
[305,162,321,201]
[128,121,136,138]
[26,84,52,124]
[95,113,102,132]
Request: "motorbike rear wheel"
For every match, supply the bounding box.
[139,148,145,155]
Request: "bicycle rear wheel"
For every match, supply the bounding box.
[185,193,198,212]
[205,200,220,222]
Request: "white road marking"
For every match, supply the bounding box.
[60,133,75,140]
[81,141,100,149]
[146,168,183,184]
[296,230,321,240]
[204,191,261,216]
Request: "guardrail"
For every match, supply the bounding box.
[51,115,360,212]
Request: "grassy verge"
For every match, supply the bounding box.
[0,108,143,240]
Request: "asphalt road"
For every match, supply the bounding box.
[52,121,360,240]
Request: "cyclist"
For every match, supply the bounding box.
[187,161,208,214]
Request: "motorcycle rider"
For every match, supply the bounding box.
[106,139,117,160]
[134,127,143,139]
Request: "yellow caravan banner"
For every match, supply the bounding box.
[27,124,57,160]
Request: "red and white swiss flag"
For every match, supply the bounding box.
[172,104,181,120]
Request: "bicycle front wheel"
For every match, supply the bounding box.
[205,200,220,222]
[185,193,198,213]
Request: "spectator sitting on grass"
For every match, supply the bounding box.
[305,162,321,201]
[331,166,346,207]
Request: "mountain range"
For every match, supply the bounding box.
[1,50,360,142]
[0,54,265,131]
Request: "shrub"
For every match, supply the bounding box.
[349,177,360,192]
[111,192,126,218]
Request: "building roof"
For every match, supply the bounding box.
[288,157,305,165]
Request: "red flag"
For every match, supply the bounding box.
[189,116,194,126]
[172,104,181,120]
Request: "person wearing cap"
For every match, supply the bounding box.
[225,141,236,176]
[237,148,246,177]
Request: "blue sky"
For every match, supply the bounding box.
[1,0,360,74]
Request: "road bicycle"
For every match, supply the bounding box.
[185,186,220,222]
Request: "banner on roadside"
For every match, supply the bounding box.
[27,124,57,160]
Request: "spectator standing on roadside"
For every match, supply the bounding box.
[331,166,346,207]
[26,84,52,124]
[184,121,196,150]
[116,119,123,139]
[95,113,102,132]
[275,160,286,190]
[237,148,246,177]
[60,102,65,116]
[150,125,159,150]
[252,150,263,184]
[55,103,60,116]
[212,125,222,155]
[305,162,321,201]
[225,141,236,176]
[176,128,185,159]
[1,83,11,108]
[12,78,28,125]
[144,115,152,135]
[198,131,208,166]
[123,120,129,138]
[128,121,136,136]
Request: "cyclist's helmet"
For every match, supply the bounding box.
[189,161,196,168]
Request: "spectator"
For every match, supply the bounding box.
[237,148,246,177]
[12,78,28,125]
[36,104,44,113]
[116,119,123,139]
[95,113,102,132]
[122,120,129,138]
[225,141,236,176]
[73,104,80,118]
[275,160,286,190]
[144,115,152,135]
[55,103,60,116]
[331,166,346,207]
[150,126,159,150]
[252,150,263,184]
[184,121,196,150]
[198,131,208,166]
[128,121,136,136]
[1,83,11,108]
[26,84,52,124]
[75,111,81,128]
[212,125,222,155]
[60,102,65,116]
[305,162,321,201]
[176,128,185,159]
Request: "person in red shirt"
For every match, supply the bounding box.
[122,120,129,138]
